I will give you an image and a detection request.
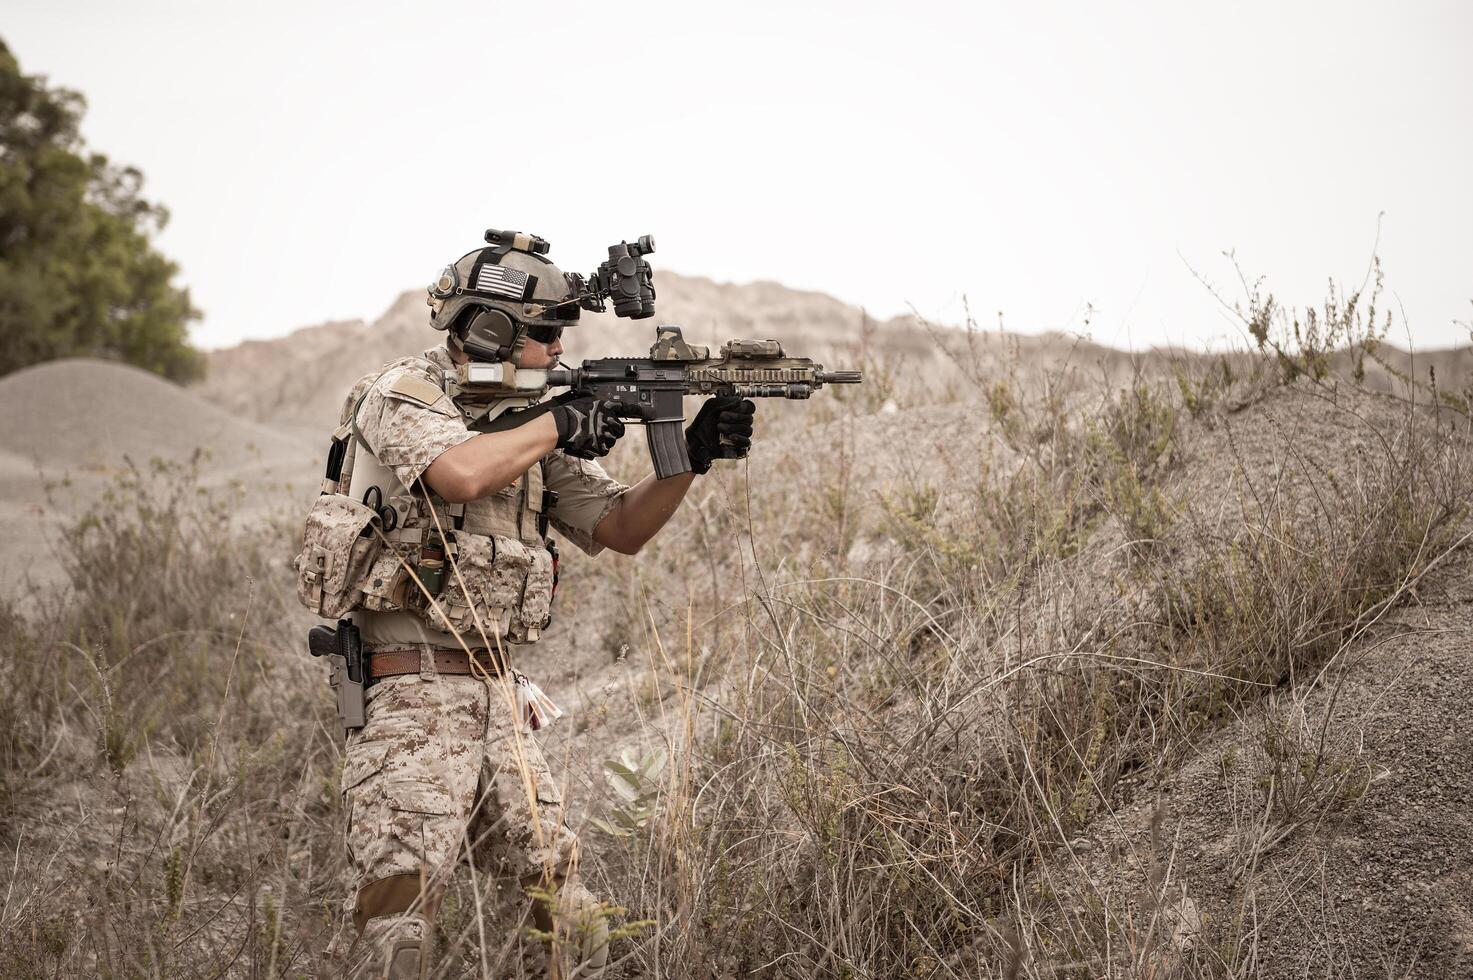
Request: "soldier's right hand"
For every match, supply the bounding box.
[551,394,626,459]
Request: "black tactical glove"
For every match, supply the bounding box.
[685,396,756,475]
[551,394,626,459]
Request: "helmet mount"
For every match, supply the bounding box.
[428,228,660,366]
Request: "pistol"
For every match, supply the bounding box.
[309,619,366,736]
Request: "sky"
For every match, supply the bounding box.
[6,0,1471,352]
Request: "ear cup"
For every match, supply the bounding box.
[459,307,519,361]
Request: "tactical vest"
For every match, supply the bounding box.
[294,355,557,645]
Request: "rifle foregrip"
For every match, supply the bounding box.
[647,419,692,479]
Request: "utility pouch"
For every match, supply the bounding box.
[518,548,556,641]
[294,494,384,618]
[423,533,533,639]
[360,547,413,612]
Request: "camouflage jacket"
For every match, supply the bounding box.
[345,346,627,648]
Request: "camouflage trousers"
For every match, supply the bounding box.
[333,672,608,979]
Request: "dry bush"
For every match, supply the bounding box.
[0,457,341,977]
[590,338,1471,977]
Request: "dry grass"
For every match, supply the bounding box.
[0,455,338,976]
[1,271,1469,978]
[591,386,1466,978]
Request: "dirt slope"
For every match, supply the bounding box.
[0,358,303,468]
[1002,380,1473,977]
[1054,536,1473,977]
[520,371,1473,977]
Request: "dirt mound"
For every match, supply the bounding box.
[0,359,318,601]
[1055,536,1473,977]
[970,379,1473,977]
[0,358,307,471]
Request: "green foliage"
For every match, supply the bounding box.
[592,747,667,837]
[0,38,201,381]
[1174,357,1238,418]
[1086,380,1181,556]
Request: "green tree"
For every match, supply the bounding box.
[0,38,202,382]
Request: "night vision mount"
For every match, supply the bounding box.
[570,234,657,320]
[482,228,658,321]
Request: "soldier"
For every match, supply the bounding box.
[312,232,756,978]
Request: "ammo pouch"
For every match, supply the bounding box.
[423,533,557,643]
[294,494,384,618]
[360,544,418,612]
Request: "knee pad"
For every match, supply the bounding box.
[385,938,424,980]
[351,912,432,980]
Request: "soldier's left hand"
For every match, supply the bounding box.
[686,396,756,474]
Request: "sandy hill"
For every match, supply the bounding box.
[196,271,1222,439]
[0,358,304,471]
[0,358,316,599]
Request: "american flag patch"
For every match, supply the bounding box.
[472,264,531,300]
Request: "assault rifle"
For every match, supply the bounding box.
[308,619,365,736]
[545,326,862,478]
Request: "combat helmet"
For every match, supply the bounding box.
[427,229,581,362]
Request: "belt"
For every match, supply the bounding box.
[366,647,505,683]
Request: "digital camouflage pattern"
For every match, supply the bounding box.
[295,493,385,618]
[354,352,477,494]
[334,674,608,977]
[357,347,627,559]
[421,533,559,639]
[316,343,624,976]
[345,347,627,645]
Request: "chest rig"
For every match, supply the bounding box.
[326,353,561,644]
